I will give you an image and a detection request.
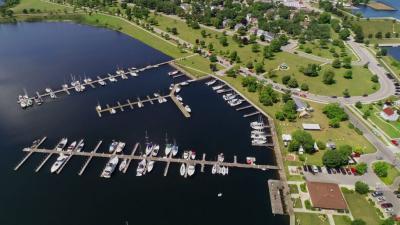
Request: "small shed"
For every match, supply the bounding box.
[302,123,321,131]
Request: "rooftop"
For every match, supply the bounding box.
[307,181,347,210]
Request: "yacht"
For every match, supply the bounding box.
[136,159,146,176]
[115,142,126,153]
[45,88,52,93]
[251,134,267,139]
[151,144,159,157]
[250,121,264,127]
[228,99,243,107]
[171,144,179,157]
[251,130,265,135]
[128,69,138,77]
[217,153,224,162]
[169,84,175,90]
[183,151,189,159]
[180,81,189,86]
[212,85,224,90]
[164,144,172,156]
[66,141,77,152]
[252,139,267,145]
[145,143,154,156]
[205,79,216,86]
[116,69,124,75]
[221,167,227,176]
[50,154,68,173]
[187,164,195,176]
[61,84,68,90]
[184,105,191,113]
[146,160,155,173]
[49,92,57,99]
[109,141,119,153]
[212,164,217,174]
[175,86,181,93]
[119,159,127,172]
[251,124,266,130]
[108,74,117,82]
[101,156,119,178]
[96,104,102,111]
[110,108,116,114]
[216,88,228,93]
[180,163,186,176]
[189,151,196,160]
[121,73,128,80]
[168,70,179,76]
[56,138,68,151]
[75,141,84,152]
[176,95,183,102]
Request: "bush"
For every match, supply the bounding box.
[351,219,366,225]
[275,111,285,121]
[300,183,307,192]
[299,154,306,161]
[282,75,291,85]
[300,83,309,91]
[371,75,379,83]
[355,162,367,175]
[355,101,362,109]
[322,145,352,168]
[323,103,348,121]
[344,70,353,79]
[373,161,389,177]
[317,141,326,150]
[355,181,369,194]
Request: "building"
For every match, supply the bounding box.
[380,106,399,121]
[293,98,307,112]
[256,29,274,42]
[302,123,320,131]
[307,181,348,210]
[326,141,336,150]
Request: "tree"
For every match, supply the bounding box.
[344,70,353,79]
[373,161,389,177]
[300,83,309,91]
[355,162,368,175]
[375,31,383,39]
[343,89,350,98]
[171,27,178,35]
[289,130,315,153]
[219,36,228,46]
[282,75,291,85]
[209,63,217,71]
[319,12,331,24]
[246,61,254,69]
[323,70,335,85]
[323,103,348,121]
[351,219,366,225]
[332,59,341,68]
[322,145,352,167]
[270,39,282,52]
[201,30,206,38]
[209,54,217,62]
[371,75,379,83]
[275,111,285,121]
[301,64,319,77]
[226,68,237,78]
[343,57,352,69]
[355,181,369,194]
[355,101,363,109]
[288,78,298,88]
[254,62,264,74]
[339,29,350,40]
[252,43,260,53]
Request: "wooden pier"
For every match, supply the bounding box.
[123,143,140,174]
[200,153,206,172]
[14,136,47,171]
[268,179,286,215]
[21,147,279,173]
[78,140,102,176]
[163,153,173,176]
[243,111,261,118]
[170,85,191,118]
[56,139,84,174]
[236,105,252,111]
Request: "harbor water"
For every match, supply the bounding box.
[352,0,400,19]
[386,46,400,61]
[0,22,289,225]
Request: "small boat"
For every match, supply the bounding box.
[190,151,196,160]
[45,88,52,93]
[212,85,224,90]
[136,159,146,176]
[101,156,119,178]
[221,167,227,176]
[146,160,155,173]
[116,69,124,75]
[183,151,189,159]
[110,108,116,114]
[217,153,224,162]
[168,70,179,76]
[66,141,77,152]
[176,95,183,102]
[165,144,172,156]
[109,141,119,153]
[119,159,128,171]
[121,73,128,80]
[228,99,243,107]
[169,84,174,90]
[128,69,138,77]
[184,105,191,113]
[75,141,84,152]
[180,81,189,86]
[50,154,68,173]
[151,144,159,157]
[171,144,179,157]
[187,164,195,176]
[115,142,126,153]
[31,139,41,148]
[145,143,154,156]
[212,164,217,174]
[56,138,68,151]
[180,163,186,176]
[206,79,216,86]
[252,139,267,145]
[223,94,237,101]
[175,86,181,93]
[251,130,265,135]
[217,193,223,197]
[62,84,68,89]
[49,92,57,99]
[216,88,229,93]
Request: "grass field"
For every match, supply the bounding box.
[175,55,223,78]
[373,161,400,185]
[299,41,357,61]
[295,213,330,225]
[359,104,400,138]
[333,215,352,225]
[382,55,400,78]
[342,188,382,225]
[12,0,70,13]
[354,19,400,44]
[289,184,299,194]
[222,75,376,166]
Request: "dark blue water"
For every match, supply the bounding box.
[386,47,400,61]
[352,0,400,19]
[0,22,288,225]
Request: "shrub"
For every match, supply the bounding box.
[355,181,369,194]
[300,83,309,91]
[317,141,326,150]
[300,183,307,192]
[373,161,389,177]
[351,219,366,225]
[355,101,362,109]
[355,162,367,175]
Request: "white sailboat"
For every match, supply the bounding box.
[180,163,186,176]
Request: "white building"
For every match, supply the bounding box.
[380,106,399,121]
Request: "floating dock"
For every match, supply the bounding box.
[14,136,47,171]
[78,140,102,176]
[268,180,286,215]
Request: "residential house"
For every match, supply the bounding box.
[380,105,399,121]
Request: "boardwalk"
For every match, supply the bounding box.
[268,180,286,215]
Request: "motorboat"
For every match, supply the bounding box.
[171,144,179,157]
[205,79,216,86]
[128,69,138,77]
[116,69,124,75]
[189,151,196,160]
[151,144,160,157]
[165,144,172,156]
[176,95,183,102]
[101,156,119,178]
[136,159,146,176]
[119,159,127,172]
[168,70,179,76]
[187,164,195,176]
[50,154,68,173]
[56,138,68,151]
[183,151,189,159]
[251,134,267,139]
[145,143,154,156]
[212,85,224,90]
[109,141,119,153]
[180,81,189,86]
[146,160,155,173]
[228,99,243,107]
[75,141,84,152]
[121,73,128,79]
[110,108,116,114]
[169,84,174,90]
[175,86,181,93]
[212,164,217,174]
[180,163,186,176]
[216,88,229,93]
[115,142,126,153]
[31,139,41,148]
[66,141,77,152]
[217,153,224,162]
[49,92,57,99]
[45,88,52,93]
[251,130,265,135]
[184,105,191,113]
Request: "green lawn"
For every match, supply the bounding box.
[175,55,223,78]
[295,213,329,225]
[289,184,299,194]
[333,215,352,225]
[382,55,400,78]
[359,104,400,138]
[373,161,400,185]
[12,0,70,13]
[221,76,376,167]
[293,198,303,208]
[342,188,382,225]
[354,19,400,44]
[299,41,357,61]
[266,53,377,96]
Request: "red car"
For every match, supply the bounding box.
[391,140,399,146]
[381,203,393,208]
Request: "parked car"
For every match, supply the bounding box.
[331,168,337,174]
[377,196,386,202]
[312,165,319,173]
[384,208,393,213]
[381,203,393,208]
[327,168,332,174]
[397,194,400,199]
[307,165,312,173]
[303,165,308,172]
[340,168,347,175]
[317,166,322,173]
[345,168,352,175]
[393,191,400,195]
[331,96,337,98]
[372,191,383,197]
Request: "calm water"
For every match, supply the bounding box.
[352,0,400,19]
[0,22,288,225]
[386,47,400,61]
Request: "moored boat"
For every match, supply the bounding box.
[187,164,195,176]
[180,163,186,176]
[101,156,119,178]
[119,159,127,172]
[50,154,68,173]
[56,138,68,151]
[109,141,119,153]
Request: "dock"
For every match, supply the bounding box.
[147,95,154,105]
[163,153,173,176]
[56,139,84,174]
[170,85,191,118]
[14,136,47,171]
[123,143,140,174]
[200,153,206,172]
[243,111,261,118]
[78,140,102,176]
[268,180,286,215]
[236,105,252,111]
[21,146,279,173]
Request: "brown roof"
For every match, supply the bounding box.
[383,107,395,116]
[307,181,347,210]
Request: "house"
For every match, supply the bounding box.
[282,134,292,147]
[180,3,191,13]
[302,123,320,131]
[307,182,348,210]
[256,29,274,42]
[293,98,307,112]
[380,106,399,121]
[234,23,245,31]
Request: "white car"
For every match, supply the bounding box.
[312,165,318,173]
[377,196,386,202]
[384,208,393,213]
